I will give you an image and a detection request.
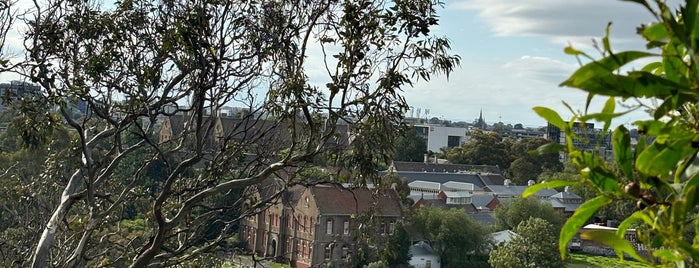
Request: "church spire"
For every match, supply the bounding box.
[476,109,487,130]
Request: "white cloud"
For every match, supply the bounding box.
[450,0,681,50]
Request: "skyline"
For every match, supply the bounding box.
[403,0,678,127]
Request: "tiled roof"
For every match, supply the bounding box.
[311,185,402,217]
[391,161,501,174]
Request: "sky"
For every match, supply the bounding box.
[1,0,679,128]
[405,0,675,127]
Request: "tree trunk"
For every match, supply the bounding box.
[31,170,82,268]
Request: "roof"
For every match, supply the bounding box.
[491,230,517,244]
[409,241,438,256]
[485,185,558,198]
[391,161,501,174]
[549,198,582,212]
[479,174,506,185]
[443,191,471,198]
[471,194,496,209]
[550,190,582,200]
[311,185,402,216]
[385,171,488,188]
[442,181,476,191]
[408,180,442,190]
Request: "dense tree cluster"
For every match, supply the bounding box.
[0,0,459,266]
[411,206,491,267]
[488,217,563,268]
[444,130,562,184]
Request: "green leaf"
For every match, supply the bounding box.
[559,195,611,259]
[613,125,633,179]
[522,180,575,198]
[561,51,655,87]
[580,230,648,263]
[616,211,654,237]
[636,136,697,177]
[652,249,685,262]
[533,107,566,130]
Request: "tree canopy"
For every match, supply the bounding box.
[489,217,563,268]
[411,206,491,267]
[0,0,460,266]
[493,197,565,231]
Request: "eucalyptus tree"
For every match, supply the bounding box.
[16,0,459,267]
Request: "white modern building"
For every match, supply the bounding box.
[414,124,469,152]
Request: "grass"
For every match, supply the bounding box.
[567,253,653,268]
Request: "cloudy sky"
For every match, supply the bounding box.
[406,0,675,127]
[2,0,678,128]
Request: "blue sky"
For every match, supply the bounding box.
[405,0,674,127]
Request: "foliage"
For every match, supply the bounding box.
[567,253,652,268]
[447,130,509,168]
[392,127,427,162]
[489,217,564,268]
[411,206,491,267]
[379,173,412,206]
[533,0,699,265]
[380,221,411,267]
[507,137,563,185]
[1,0,460,266]
[493,197,565,231]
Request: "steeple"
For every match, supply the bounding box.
[475,109,487,130]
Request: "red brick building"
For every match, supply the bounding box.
[239,184,403,267]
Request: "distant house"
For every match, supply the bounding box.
[239,183,403,268]
[471,194,500,212]
[409,241,441,268]
[490,230,517,247]
[548,186,583,217]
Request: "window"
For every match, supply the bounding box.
[324,244,332,260]
[389,222,395,234]
[342,246,348,259]
[426,260,432,268]
[381,222,386,235]
[343,220,350,235]
[326,219,333,234]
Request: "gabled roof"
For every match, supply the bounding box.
[550,190,582,200]
[471,194,496,209]
[479,174,506,185]
[410,241,438,257]
[310,185,402,217]
[549,198,581,212]
[491,230,517,245]
[390,161,501,174]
